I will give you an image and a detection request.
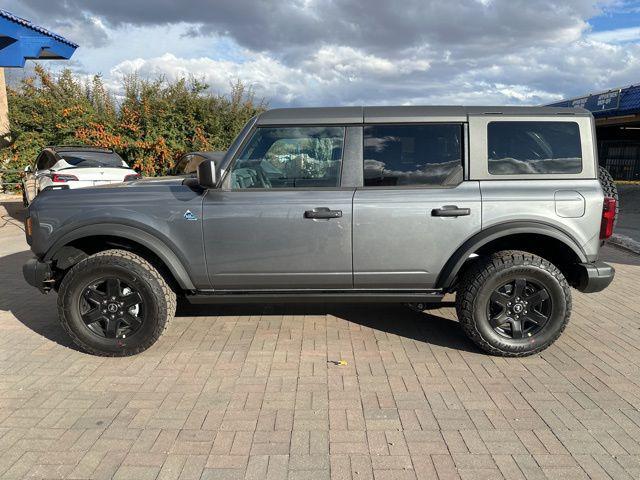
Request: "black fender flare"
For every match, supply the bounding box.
[436,221,588,290]
[44,223,196,290]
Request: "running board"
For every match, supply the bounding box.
[186,289,444,304]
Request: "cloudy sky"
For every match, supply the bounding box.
[2,0,640,107]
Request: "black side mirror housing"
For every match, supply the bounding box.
[197,160,217,188]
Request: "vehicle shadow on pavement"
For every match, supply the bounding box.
[2,234,477,354]
[601,244,640,266]
[0,200,26,224]
[2,246,478,353]
[0,249,81,351]
[178,301,480,353]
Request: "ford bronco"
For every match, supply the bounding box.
[22,106,616,357]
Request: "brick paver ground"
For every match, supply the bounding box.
[1,196,640,479]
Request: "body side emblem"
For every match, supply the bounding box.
[184,210,198,221]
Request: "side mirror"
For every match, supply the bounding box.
[24,165,32,173]
[197,160,217,188]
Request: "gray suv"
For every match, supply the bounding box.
[22,106,616,357]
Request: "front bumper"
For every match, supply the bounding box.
[575,261,615,293]
[22,257,53,293]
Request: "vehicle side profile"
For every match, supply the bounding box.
[22,106,616,357]
[21,146,140,205]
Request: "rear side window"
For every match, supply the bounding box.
[363,124,463,187]
[488,121,582,175]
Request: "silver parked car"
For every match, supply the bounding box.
[22,106,615,357]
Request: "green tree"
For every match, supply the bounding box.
[1,66,266,189]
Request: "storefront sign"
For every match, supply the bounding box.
[558,89,621,112]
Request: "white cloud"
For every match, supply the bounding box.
[589,26,640,43]
[3,0,640,107]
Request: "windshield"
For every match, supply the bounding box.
[58,151,128,168]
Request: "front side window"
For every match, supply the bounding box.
[229,126,344,189]
[488,121,582,175]
[363,124,463,187]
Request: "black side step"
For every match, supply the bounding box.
[186,289,444,304]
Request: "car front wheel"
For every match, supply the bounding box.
[455,250,571,357]
[58,249,176,356]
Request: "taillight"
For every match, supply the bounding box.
[123,174,141,182]
[600,197,616,240]
[51,173,78,182]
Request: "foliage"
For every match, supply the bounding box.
[0,65,266,188]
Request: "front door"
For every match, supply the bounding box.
[203,125,354,290]
[353,123,482,289]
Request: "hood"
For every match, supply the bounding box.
[90,176,187,189]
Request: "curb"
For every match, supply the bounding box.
[608,234,640,255]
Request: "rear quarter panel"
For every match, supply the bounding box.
[469,113,603,261]
[480,180,603,260]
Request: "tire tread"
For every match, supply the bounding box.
[455,250,571,357]
[57,249,176,356]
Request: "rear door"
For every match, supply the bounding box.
[353,122,482,289]
[202,125,355,290]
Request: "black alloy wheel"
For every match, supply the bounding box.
[455,250,571,357]
[486,278,552,339]
[80,277,146,339]
[58,249,176,356]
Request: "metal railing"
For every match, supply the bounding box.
[0,167,23,192]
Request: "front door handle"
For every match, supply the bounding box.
[431,205,471,217]
[304,207,343,219]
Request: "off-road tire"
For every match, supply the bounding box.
[455,250,571,357]
[58,249,176,356]
[598,166,619,226]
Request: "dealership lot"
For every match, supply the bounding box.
[1,196,640,480]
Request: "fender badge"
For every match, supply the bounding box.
[184,210,198,221]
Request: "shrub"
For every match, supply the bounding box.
[0,65,266,189]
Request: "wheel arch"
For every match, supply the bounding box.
[44,223,196,291]
[436,222,588,290]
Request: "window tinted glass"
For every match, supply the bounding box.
[36,153,48,171]
[58,151,127,168]
[363,124,463,187]
[230,126,344,189]
[488,122,582,175]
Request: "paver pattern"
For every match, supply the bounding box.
[1,196,640,479]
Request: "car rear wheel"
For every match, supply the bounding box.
[58,249,176,356]
[455,250,571,357]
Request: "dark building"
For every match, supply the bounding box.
[549,85,640,181]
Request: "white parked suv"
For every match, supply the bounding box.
[22,146,140,205]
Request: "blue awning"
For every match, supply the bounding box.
[548,84,640,118]
[0,9,77,68]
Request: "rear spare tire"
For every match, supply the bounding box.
[598,166,619,226]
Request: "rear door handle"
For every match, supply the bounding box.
[431,205,471,217]
[304,207,343,219]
